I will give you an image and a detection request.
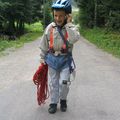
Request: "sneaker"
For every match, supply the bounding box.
[48,104,57,114]
[60,100,67,112]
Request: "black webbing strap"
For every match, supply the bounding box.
[56,26,76,73]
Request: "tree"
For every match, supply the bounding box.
[100,0,120,30]
[0,0,45,37]
[75,0,120,30]
[31,0,44,22]
[42,2,52,28]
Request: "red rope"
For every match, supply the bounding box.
[33,64,49,105]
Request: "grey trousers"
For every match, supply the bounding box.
[48,66,70,104]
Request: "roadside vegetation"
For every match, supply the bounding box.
[0,22,43,53]
[74,0,120,58]
[0,0,120,58]
[80,28,120,58]
[0,0,52,55]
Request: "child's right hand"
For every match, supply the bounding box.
[40,59,46,65]
[66,14,72,23]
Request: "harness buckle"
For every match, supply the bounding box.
[54,51,61,56]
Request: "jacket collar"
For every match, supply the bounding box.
[51,22,65,29]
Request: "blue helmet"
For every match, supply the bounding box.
[52,0,72,14]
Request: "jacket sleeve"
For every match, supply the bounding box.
[65,23,80,44]
[39,28,50,61]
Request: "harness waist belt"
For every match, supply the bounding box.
[49,50,67,56]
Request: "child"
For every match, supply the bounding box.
[39,0,80,114]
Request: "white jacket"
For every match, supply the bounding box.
[39,22,80,60]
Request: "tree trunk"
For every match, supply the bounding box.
[19,20,25,35]
[7,19,15,35]
[94,0,97,27]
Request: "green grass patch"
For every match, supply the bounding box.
[0,22,43,53]
[80,28,120,58]
[25,22,43,32]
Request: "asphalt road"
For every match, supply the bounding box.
[0,37,120,120]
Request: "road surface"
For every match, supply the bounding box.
[0,37,120,120]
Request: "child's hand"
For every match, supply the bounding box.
[40,59,46,65]
[66,14,72,23]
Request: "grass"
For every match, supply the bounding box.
[80,27,120,58]
[0,21,43,54]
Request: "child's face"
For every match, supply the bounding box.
[53,10,66,26]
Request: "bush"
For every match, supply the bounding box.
[80,27,120,58]
[25,21,43,32]
[0,22,43,52]
[73,11,79,25]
